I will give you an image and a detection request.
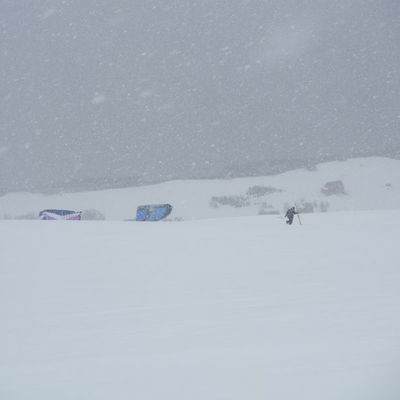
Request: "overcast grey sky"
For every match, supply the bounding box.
[1,0,399,192]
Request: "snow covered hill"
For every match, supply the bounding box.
[1,210,399,399]
[1,157,400,220]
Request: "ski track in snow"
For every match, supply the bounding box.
[1,210,400,399]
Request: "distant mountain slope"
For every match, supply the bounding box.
[1,157,399,220]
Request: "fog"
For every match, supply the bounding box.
[1,0,399,192]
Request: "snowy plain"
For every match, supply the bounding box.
[1,156,400,399]
[1,210,400,399]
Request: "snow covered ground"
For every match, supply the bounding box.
[1,157,400,220]
[1,210,400,399]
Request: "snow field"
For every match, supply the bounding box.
[1,210,400,399]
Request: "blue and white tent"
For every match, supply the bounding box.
[39,209,82,220]
[135,204,172,221]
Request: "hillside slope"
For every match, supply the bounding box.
[1,157,399,220]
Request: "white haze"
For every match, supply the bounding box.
[1,0,400,192]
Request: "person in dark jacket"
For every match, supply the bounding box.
[285,206,297,225]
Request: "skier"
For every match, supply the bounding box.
[285,206,298,225]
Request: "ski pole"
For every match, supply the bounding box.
[294,204,302,225]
